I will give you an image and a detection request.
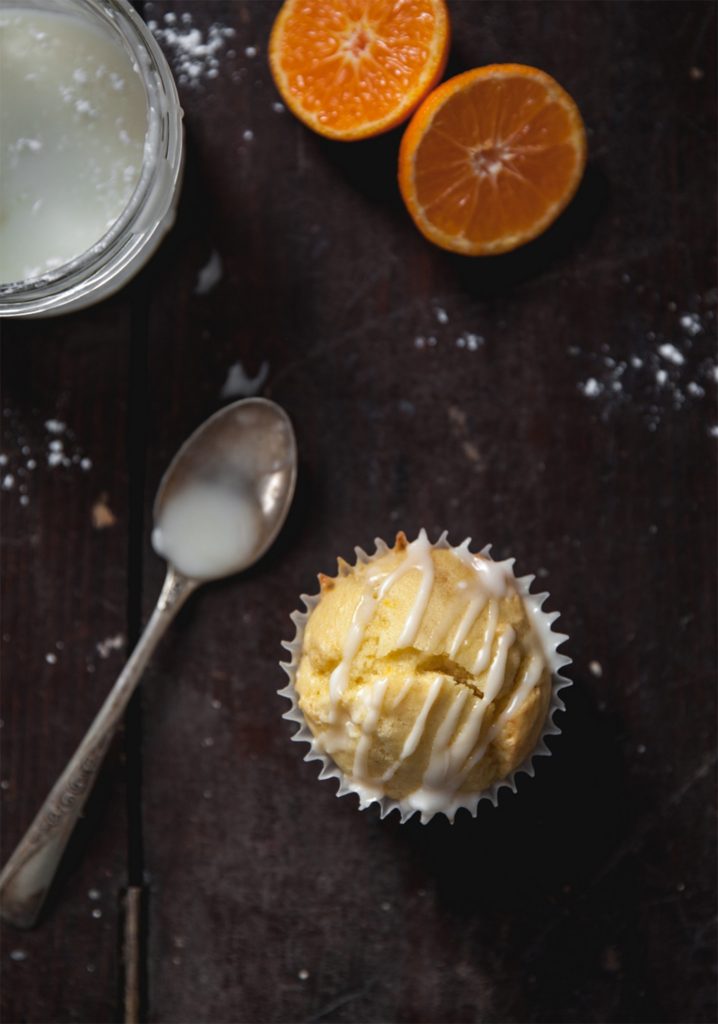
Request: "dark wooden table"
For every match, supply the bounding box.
[2,2,716,1022]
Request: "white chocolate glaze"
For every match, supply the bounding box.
[448,592,488,657]
[152,481,260,580]
[379,533,435,647]
[328,588,377,718]
[388,677,413,710]
[328,530,435,718]
[382,675,443,783]
[353,677,389,782]
[472,599,499,674]
[0,8,148,283]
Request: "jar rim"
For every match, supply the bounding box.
[0,0,183,317]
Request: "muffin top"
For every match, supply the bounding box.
[294,531,561,817]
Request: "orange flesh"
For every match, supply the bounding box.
[270,0,449,139]
[401,67,587,254]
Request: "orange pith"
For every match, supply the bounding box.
[398,64,587,255]
[269,0,450,141]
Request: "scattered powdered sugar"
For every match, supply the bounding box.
[0,414,93,510]
[456,332,484,351]
[574,303,716,432]
[658,343,685,366]
[44,422,92,470]
[146,9,236,87]
[10,137,42,155]
[96,634,125,659]
[83,634,124,675]
[413,300,487,355]
[680,312,703,337]
[579,378,602,398]
[194,249,223,295]
[221,360,269,399]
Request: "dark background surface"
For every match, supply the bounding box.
[1,2,716,1022]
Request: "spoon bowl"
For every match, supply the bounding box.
[152,398,297,580]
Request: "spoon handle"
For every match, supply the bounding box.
[0,567,197,929]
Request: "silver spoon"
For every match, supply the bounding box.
[0,397,297,929]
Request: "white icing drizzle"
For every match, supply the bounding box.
[412,627,516,811]
[421,687,469,787]
[382,675,443,783]
[327,588,377,719]
[352,676,389,780]
[448,592,487,657]
[481,624,515,704]
[503,651,543,718]
[388,677,413,710]
[376,531,435,646]
[328,530,435,719]
[471,599,499,674]
[453,640,544,790]
[321,532,550,808]
[453,542,513,597]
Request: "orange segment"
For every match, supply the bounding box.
[269,0,450,141]
[398,64,587,255]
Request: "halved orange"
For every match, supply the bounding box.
[398,64,587,255]
[268,0,450,141]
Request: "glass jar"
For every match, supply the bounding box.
[0,0,184,318]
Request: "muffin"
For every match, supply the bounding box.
[281,530,570,822]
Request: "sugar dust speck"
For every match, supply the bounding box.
[148,12,235,87]
[658,343,685,366]
[680,312,703,336]
[579,378,602,398]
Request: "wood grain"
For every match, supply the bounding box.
[1,1,716,1022]
[1,302,135,1022]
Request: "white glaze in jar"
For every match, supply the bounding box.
[0,0,183,318]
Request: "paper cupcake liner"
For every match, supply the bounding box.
[279,530,572,825]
